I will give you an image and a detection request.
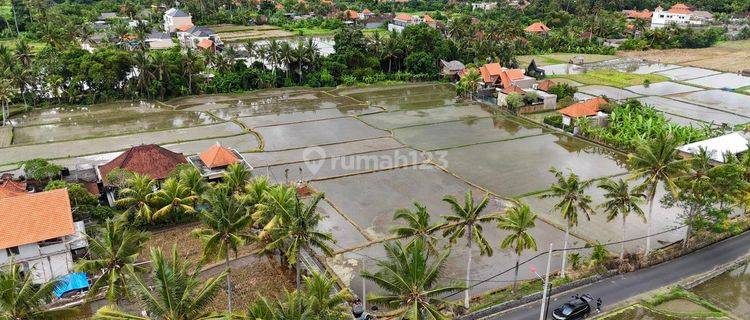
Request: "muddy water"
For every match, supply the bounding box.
[637,96,750,126]
[603,304,725,320]
[12,111,216,144]
[359,104,492,130]
[256,117,388,151]
[9,101,164,126]
[208,96,363,119]
[393,116,546,151]
[691,262,750,318]
[673,90,750,117]
[238,105,381,129]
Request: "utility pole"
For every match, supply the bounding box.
[539,243,553,320]
[362,258,367,311]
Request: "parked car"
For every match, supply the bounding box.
[552,294,594,320]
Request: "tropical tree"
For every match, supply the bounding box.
[149,178,197,221]
[391,202,444,252]
[441,190,497,309]
[0,78,14,126]
[222,162,252,193]
[456,68,481,100]
[253,183,296,240]
[361,239,462,319]
[92,247,227,320]
[115,173,157,223]
[597,178,646,260]
[627,134,688,255]
[0,264,78,319]
[303,271,352,319]
[539,168,594,277]
[192,188,253,313]
[75,219,150,302]
[498,203,538,292]
[262,193,335,289]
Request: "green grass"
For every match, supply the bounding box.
[466,276,571,313]
[555,69,668,88]
[714,39,750,50]
[0,4,11,20]
[288,27,337,36]
[0,38,45,51]
[517,53,617,67]
[737,86,750,95]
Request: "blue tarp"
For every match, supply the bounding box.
[53,272,89,298]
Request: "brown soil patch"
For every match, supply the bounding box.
[206,258,296,313]
[618,41,750,73]
[140,222,259,264]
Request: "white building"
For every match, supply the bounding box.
[179,26,222,50]
[0,189,88,284]
[677,132,749,164]
[163,8,193,33]
[471,2,497,11]
[651,3,713,28]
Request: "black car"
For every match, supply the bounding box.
[552,294,593,320]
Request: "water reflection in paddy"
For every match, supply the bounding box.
[692,262,750,318]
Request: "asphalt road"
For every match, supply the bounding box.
[489,231,750,320]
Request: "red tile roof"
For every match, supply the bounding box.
[0,180,27,199]
[199,143,239,169]
[344,9,359,20]
[502,85,526,95]
[668,3,692,14]
[558,97,608,118]
[362,8,371,14]
[505,69,526,80]
[98,144,187,186]
[176,24,194,32]
[525,22,550,33]
[423,14,434,22]
[624,9,652,20]
[197,39,214,49]
[0,189,75,249]
[498,70,512,88]
[537,79,556,92]
[395,13,412,21]
[485,63,503,76]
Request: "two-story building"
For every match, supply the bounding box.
[0,189,88,284]
[178,26,222,50]
[651,3,713,28]
[163,8,193,33]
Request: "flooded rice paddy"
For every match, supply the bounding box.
[637,96,750,126]
[672,90,750,117]
[691,262,750,318]
[655,67,722,81]
[624,82,703,96]
[578,85,641,100]
[3,76,716,300]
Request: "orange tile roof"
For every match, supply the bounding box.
[344,9,359,20]
[668,3,692,14]
[0,189,74,249]
[275,3,284,9]
[0,180,27,199]
[98,144,187,186]
[423,14,434,22]
[176,24,194,32]
[197,39,214,49]
[502,84,526,95]
[624,9,652,20]
[558,97,608,118]
[525,22,550,33]
[506,69,526,80]
[537,79,556,92]
[498,71,511,88]
[484,62,503,76]
[362,8,371,14]
[395,13,412,21]
[199,143,239,169]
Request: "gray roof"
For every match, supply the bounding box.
[147,31,172,40]
[98,12,117,19]
[441,60,465,71]
[165,8,190,17]
[187,26,214,37]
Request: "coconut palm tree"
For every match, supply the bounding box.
[0,78,14,126]
[245,290,308,320]
[597,179,646,260]
[115,173,157,223]
[441,190,497,309]
[262,193,335,289]
[498,203,538,292]
[390,202,444,252]
[74,219,150,302]
[92,247,227,320]
[177,166,209,199]
[539,168,594,278]
[192,189,254,313]
[149,178,197,221]
[628,134,688,255]
[223,162,252,193]
[0,263,78,319]
[240,175,270,206]
[361,239,462,319]
[253,183,296,239]
[458,68,481,100]
[303,271,352,319]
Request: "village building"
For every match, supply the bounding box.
[440,60,466,80]
[557,97,609,131]
[388,13,438,32]
[525,22,550,34]
[96,144,188,206]
[623,9,653,21]
[677,132,749,164]
[478,62,536,90]
[0,189,88,284]
[179,26,222,50]
[187,143,253,180]
[471,2,497,11]
[163,8,193,33]
[651,3,713,27]
[145,30,176,50]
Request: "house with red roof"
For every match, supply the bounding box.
[0,189,88,284]
[388,13,439,32]
[96,144,187,205]
[525,22,550,34]
[651,3,713,27]
[558,97,609,130]
[187,142,253,180]
[476,62,536,90]
[623,9,652,21]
